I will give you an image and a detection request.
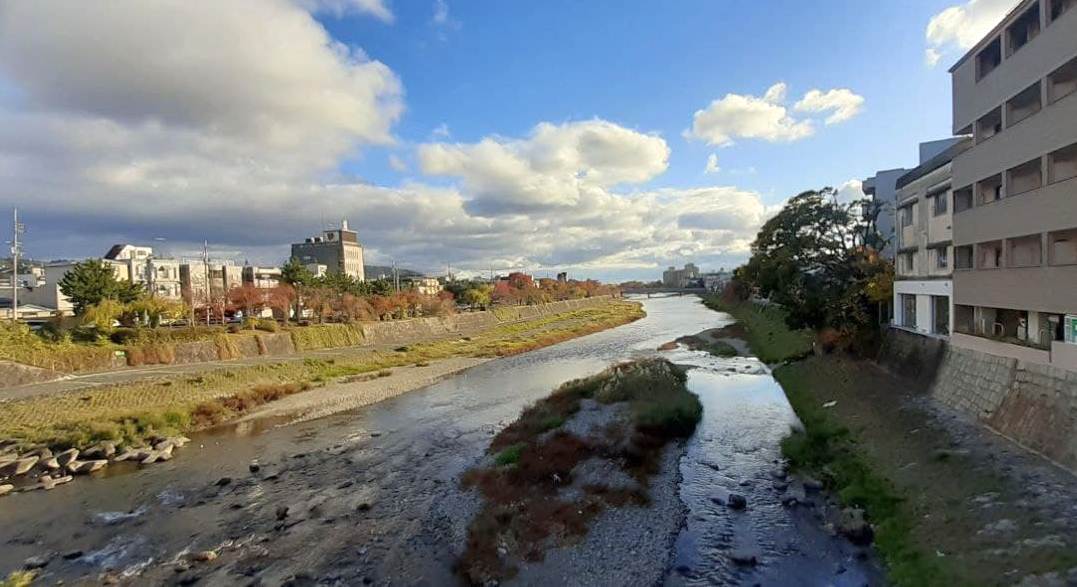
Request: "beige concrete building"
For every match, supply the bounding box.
[893,138,972,338]
[948,0,1077,368]
[291,219,365,281]
[662,263,699,288]
[243,265,282,289]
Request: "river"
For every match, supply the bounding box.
[0,295,881,585]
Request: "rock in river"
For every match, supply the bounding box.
[68,459,108,475]
[0,484,13,497]
[55,448,79,467]
[1,456,39,476]
[727,493,748,510]
[838,507,875,545]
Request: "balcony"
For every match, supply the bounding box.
[953,262,1077,313]
[954,176,1077,245]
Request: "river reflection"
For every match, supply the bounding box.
[0,295,880,585]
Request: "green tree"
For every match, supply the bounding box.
[737,187,889,338]
[58,259,144,314]
[280,257,314,287]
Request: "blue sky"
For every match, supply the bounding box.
[333,0,956,199]
[0,0,1015,281]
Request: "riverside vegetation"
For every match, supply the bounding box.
[457,358,701,584]
[703,295,1077,586]
[0,301,644,456]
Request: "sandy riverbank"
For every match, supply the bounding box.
[237,356,492,425]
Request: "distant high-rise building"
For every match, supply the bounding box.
[290,219,365,281]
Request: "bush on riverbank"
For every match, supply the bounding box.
[458,358,699,584]
[774,363,938,586]
[700,295,813,363]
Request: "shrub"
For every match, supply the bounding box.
[494,443,525,466]
[254,319,279,333]
[110,327,140,345]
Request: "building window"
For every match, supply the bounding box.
[976,174,1003,204]
[931,191,948,216]
[1049,55,1077,103]
[932,296,950,335]
[954,186,974,213]
[899,204,914,228]
[935,246,949,269]
[975,37,1002,81]
[899,252,916,274]
[1048,228,1077,265]
[975,107,1003,143]
[901,294,917,328]
[955,245,974,269]
[1051,0,1076,21]
[1006,82,1042,127]
[977,241,1003,269]
[1007,157,1043,196]
[1048,141,1077,184]
[1006,2,1040,56]
[1007,234,1042,267]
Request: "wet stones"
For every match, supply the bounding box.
[727,493,748,510]
[728,548,760,566]
[38,474,73,490]
[838,507,874,545]
[0,484,13,497]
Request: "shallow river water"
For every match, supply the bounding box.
[0,295,881,585]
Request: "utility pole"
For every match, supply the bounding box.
[9,208,24,324]
[392,259,400,292]
[203,240,211,326]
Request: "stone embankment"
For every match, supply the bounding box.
[0,296,617,389]
[0,435,191,497]
[880,328,1077,472]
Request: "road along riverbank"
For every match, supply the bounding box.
[0,295,879,586]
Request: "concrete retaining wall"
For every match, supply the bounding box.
[929,343,1077,471]
[877,327,948,388]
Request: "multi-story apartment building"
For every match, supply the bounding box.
[948,0,1077,368]
[662,263,699,288]
[243,265,282,289]
[863,168,907,260]
[145,258,182,299]
[291,219,365,281]
[893,138,972,338]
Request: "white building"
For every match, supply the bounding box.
[892,138,972,338]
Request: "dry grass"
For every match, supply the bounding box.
[457,358,698,584]
[0,301,644,451]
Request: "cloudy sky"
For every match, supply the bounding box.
[0,0,1017,281]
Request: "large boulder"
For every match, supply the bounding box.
[82,442,116,459]
[55,448,79,468]
[69,460,108,475]
[1,455,39,476]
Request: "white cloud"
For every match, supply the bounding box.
[686,82,863,147]
[300,0,394,22]
[419,119,671,215]
[925,0,1014,67]
[433,0,450,24]
[0,2,771,278]
[388,154,408,172]
[835,179,867,204]
[794,88,865,125]
[704,153,721,174]
[431,123,452,139]
[685,83,813,147]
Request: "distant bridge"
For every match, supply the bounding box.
[621,287,708,297]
